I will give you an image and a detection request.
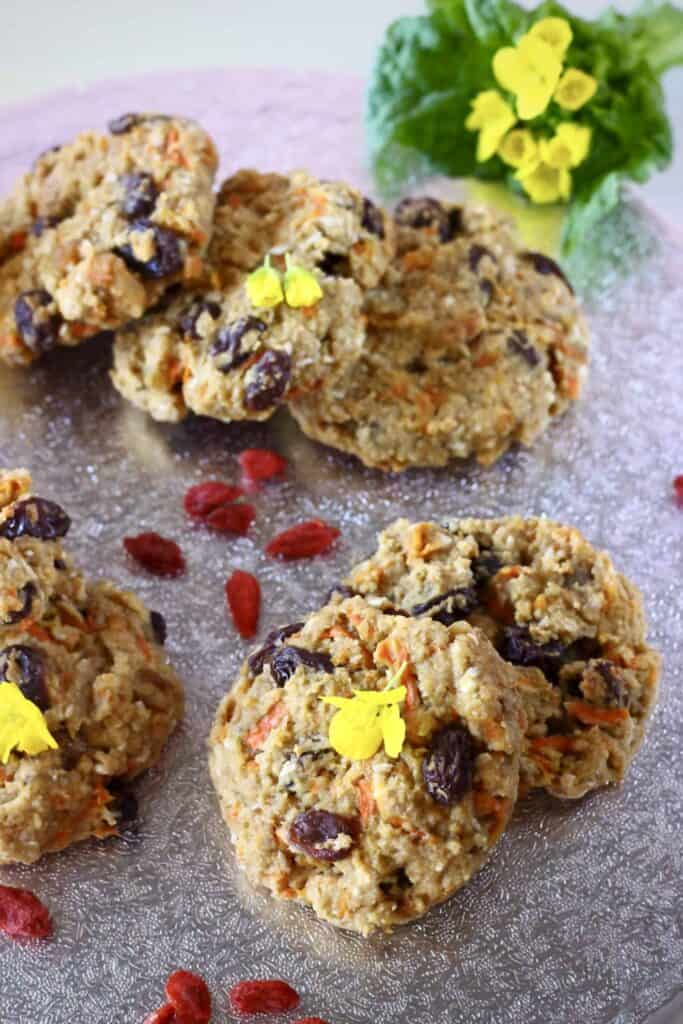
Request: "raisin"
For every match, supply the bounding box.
[324,583,358,603]
[120,172,158,219]
[269,645,334,685]
[123,533,185,577]
[422,724,474,805]
[3,582,36,625]
[522,251,574,294]
[165,970,211,1023]
[0,497,70,541]
[244,350,291,411]
[229,979,300,1015]
[595,660,627,707]
[0,645,48,710]
[237,448,287,483]
[226,570,261,639]
[411,586,478,625]
[108,112,171,134]
[248,623,304,675]
[361,197,385,238]
[442,207,463,242]
[0,885,53,940]
[318,251,347,276]
[469,244,495,272]
[117,220,183,279]
[204,502,255,536]
[379,866,412,895]
[107,779,138,829]
[178,298,221,340]
[507,329,540,367]
[149,610,167,645]
[294,1019,331,1024]
[289,809,360,861]
[395,197,446,231]
[500,625,566,682]
[14,290,62,354]
[211,316,266,372]
[265,520,339,560]
[183,481,244,519]
[471,551,502,584]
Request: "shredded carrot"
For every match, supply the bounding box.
[356,778,377,825]
[25,621,52,643]
[404,677,420,712]
[528,734,576,752]
[473,352,499,369]
[401,250,433,272]
[245,702,286,752]
[565,701,629,726]
[375,637,408,667]
[9,231,27,252]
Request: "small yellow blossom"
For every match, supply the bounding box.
[493,34,563,120]
[516,160,572,204]
[245,255,284,309]
[321,663,408,761]
[465,90,517,162]
[553,68,598,111]
[0,682,58,764]
[542,123,591,169]
[498,128,539,169]
[283,255,324,309]
[527,17,573,59]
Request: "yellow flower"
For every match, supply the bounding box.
[542,123,591,169]
[0,682,58,764]
[553,68,598,111]
[498,128,539,169]
[516,160,572,204]
[245,254,284,309]
[493,34,563,120]
[465,90,517,162]
[283,255,324,309]
[527,17,573,59]
[321,663,407,761]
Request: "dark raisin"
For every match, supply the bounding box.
[107,779,139,829]
[318,251,348,276]
[411,586,479,626]
[54,559,67,571]
[269,645,334,686]
[14,290,62,354]
[469,244,496,273]
[289,809,360,861]
[595,661,627,707]
[108,113,170,135]
[149,610,167,645]
[0,497,71,541]
[31,215,61,237]
[522,251,574,294]
[120,173,158,219]
[3,583,36,626]
[379,867,412,894]
[247,623,304,675]
[471,551,502,584]
[324,584,358,603]
[507,329,540,367]
[500,625,566,682]
[244,350,291,411]
[211,316,266,372]
[361,197,385,239]
[422,724,473,805]
[394,197,446,232]
[0,646,48,710]
[178,298,221,340]
[405,356,427,373]
[441,207,463,242]
[117,220,183,279]
[479,278,494,304]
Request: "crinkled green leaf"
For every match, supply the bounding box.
[561,171,622,254]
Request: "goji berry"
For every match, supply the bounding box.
[184,481,243,519]
[124,533,186,577]
[165,970,211,1022]
[294,1018,331,1024]
[673,475,683,507]
[265,520,339,560]
[229,979,300,1014]
[0,885,52,940]
[238,448,287,484]
[226,570,261,639]
[143,1006,177,1024]
[205,503,255,536]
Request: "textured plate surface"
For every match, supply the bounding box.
[0,70,682,1024]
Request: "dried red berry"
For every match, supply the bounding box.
[229,979,300,1015]
[673,475,683,507]
[238,448,287,484]
[165,970,211,1022]
[226,570,261,639]
[294,1018,331,1024]
[123,533,186,577]
[184,481,243,519]
[143,1006,177,1024]
[265,520,339,561]
[0,885,53,940]
[205,502,255,536]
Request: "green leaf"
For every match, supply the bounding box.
[561,172,623,254]
[603,2,683,75]
[428,0,530,43]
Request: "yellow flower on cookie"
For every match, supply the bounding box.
[0,682,58,764]
[246,254,284,309]
[283,256,323,309]
[322,663,407,760]
[465,90,516,162]
[493,34,563,120]
[554,68,598,111]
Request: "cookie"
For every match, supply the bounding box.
[209,595,523,934]
[345,517,661,799]
[288,197,589,470]
[0,114,218,366]
[0,469,184,864]
[110,168,387,423]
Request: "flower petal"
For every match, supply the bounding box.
[246,259,284,308]
[283,266,323,309]
[380,704,406,759]
[493,47,525,94]
[328,704,383,760]
[0,682,58,764]
[554,68,598,111]
[528,17,573,59]
[517,161,572,204]
[498,128,538,168]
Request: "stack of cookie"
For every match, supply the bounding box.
[0,113,590,471]
[209,516,660,935]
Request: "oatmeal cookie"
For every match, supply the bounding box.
[288,196,589,470]
[345,517,661,799]
[0,469,184,864]
[0,113,217,366]
[209,596,523,934]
